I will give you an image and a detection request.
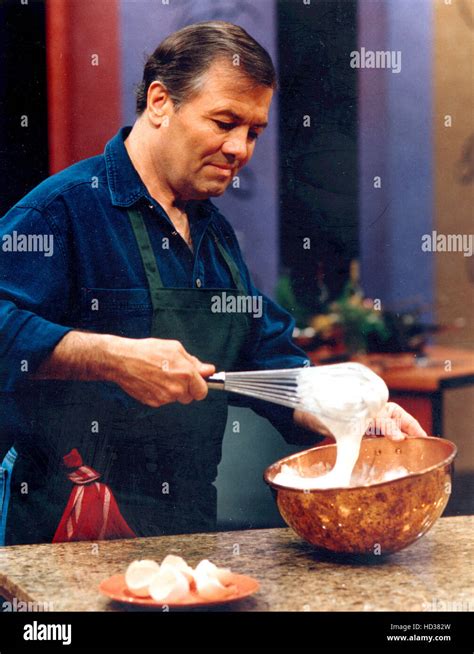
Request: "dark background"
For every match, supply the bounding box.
[0,0,48,215]
[278,0,358,308]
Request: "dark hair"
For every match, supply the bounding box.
[135,21,276,114]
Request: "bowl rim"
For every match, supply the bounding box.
[263,436,457,493]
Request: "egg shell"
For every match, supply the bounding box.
[125,559,160,597]
[214,567,234,586]
[160,554,194,584]
[194,571,232,601]
[194,559,233,586]
[149,567,190,603]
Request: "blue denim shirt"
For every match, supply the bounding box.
[0,126,312,447]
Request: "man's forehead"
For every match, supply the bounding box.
[196,64,273,123]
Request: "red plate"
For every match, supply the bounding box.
[99,572,260,608]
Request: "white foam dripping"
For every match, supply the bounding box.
[274,363,389,489]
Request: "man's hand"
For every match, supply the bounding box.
[294,401,428,442]
[108,337,215,407]
[34,331,216,408]
[365,401,428,441]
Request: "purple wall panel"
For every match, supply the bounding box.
[358,0,433,320]
[119,0,279,296]
[385,0,433,320]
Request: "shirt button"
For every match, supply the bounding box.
[171,231,177,236]
[195,278,202,288]
[148,203,154,210]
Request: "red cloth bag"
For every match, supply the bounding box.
[53,448,136,542]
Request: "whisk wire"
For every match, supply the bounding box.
[207,363,389,425]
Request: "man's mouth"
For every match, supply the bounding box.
[208,163,234,176]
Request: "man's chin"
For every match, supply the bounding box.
[206,186,228,197]
[192,181,231,199]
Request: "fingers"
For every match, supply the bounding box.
[158,341,215,402]
[155,362,207,403]
[383,419,404,441]
[184,353,216,377]
[196,361,217,378]
[367,403,428,441]
[401,419,428,438]
[385,402,428,439]
[186,369,209,401]
[116,338,216,407]
[133,376,200,407]
[365,414,404,441]
[160,369,208,403]
[172,346,215,401]
[169,357,211,402]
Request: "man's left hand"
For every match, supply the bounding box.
[294,402,428,442]
[366,401,428,441]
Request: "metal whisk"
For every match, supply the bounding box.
[207,362,389,423]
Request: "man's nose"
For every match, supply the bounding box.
[221,131,248,163]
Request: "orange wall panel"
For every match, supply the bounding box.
[46,0,121,173]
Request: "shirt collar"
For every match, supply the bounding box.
[104,126,218,220]
[105,126,147,207]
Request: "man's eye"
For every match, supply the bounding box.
[215,121,234,131]
[214,120,260,141]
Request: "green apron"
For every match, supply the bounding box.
[5,207,251,543]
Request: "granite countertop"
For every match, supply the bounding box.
[0,516,472,612]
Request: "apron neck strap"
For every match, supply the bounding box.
[127,208,164,306]
[209,226,247,294]
[127,207,247,302]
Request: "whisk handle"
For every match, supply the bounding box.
[207,372,226,391]
[207,381,225,390]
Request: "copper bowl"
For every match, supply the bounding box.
[264,437,456,555]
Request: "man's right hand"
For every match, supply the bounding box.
[108,336,216,407]
[33,331,216,408]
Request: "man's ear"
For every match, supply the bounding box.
[146,81,173,128]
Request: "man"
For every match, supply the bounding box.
[0,22,425,545]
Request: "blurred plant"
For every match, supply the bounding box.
[310,261,389,354]
[279,260,441,355]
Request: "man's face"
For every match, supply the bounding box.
[153,61,273,200]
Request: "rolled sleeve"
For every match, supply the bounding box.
[0,205,73,390]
